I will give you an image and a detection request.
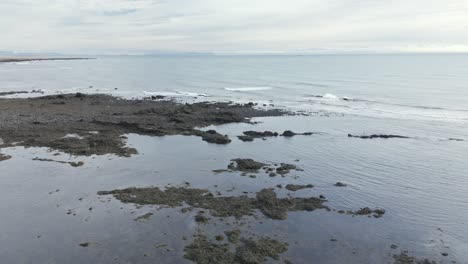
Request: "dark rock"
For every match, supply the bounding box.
[285,184,314,191]
[98,186,328,220]
[195,213,209,223]
[348,134,410,139]
[243,131,278,137]
[347,207,385,218]
[238,135,254,142]
[0,94,285,156]
[281,130,296,137]
[238,131,279,142]
[276,163,300,175]
[197,130,232,144]
[228,158,266,173]
[0,153,12,162]
[0,91,29,96]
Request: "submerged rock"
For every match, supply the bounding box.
[393,251,436,264]
[32,157,84,167]
[244,131,278,138]
[195,213,209,223]
[184,235,232,264]
[348,134,410,139]
[184,234,288,264]
[0,153,11,162]
[218,159,302,177]
[228,159,267,173]
[237,131,278,142]
[98,186,328,220]
[237,135,254,142]
[276,163,301,175]
[224,229,241,244]
[347,207,385,218]
[281,130,315,137]
[334,182,347,187]
[285,184,314,191]
[235,237,289,263]
[197,130,232,144]
[134,213,153,221]
[238,130,315,141]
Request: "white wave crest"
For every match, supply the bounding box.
[322,93,339,100]
[143,91,208,97]
[11,62,31,65]
[175,90,208,97]
[224,86,272,92]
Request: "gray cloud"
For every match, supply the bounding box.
[1,0,468,54]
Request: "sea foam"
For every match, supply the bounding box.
[224,87,272,92]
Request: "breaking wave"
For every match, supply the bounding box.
[224,86,273,92]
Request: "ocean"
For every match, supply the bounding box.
[2,54,468,121]
[0,54,467,263]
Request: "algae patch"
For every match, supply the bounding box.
[98,187,328,220]
[228,159,267,173]
[346,207,386,218]
[221,158,302,176]
[393,251,436,264]
[184,233,289,264]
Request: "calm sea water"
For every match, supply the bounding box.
[1,54,468,121]
[0,55,467,263]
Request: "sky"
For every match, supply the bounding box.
[1,0,468,55]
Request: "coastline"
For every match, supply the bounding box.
[0,93,454,263]
[0,93,284,156]
[0,57,94,63]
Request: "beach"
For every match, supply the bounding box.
[0,55,467,263]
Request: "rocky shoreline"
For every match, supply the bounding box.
[0,57,93,63]
[0,93,284,157]
[0,93,447,263]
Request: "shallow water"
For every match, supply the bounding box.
[0,114,466,263]
[1,54,467,263]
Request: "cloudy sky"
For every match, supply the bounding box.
[1,0,468,54]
